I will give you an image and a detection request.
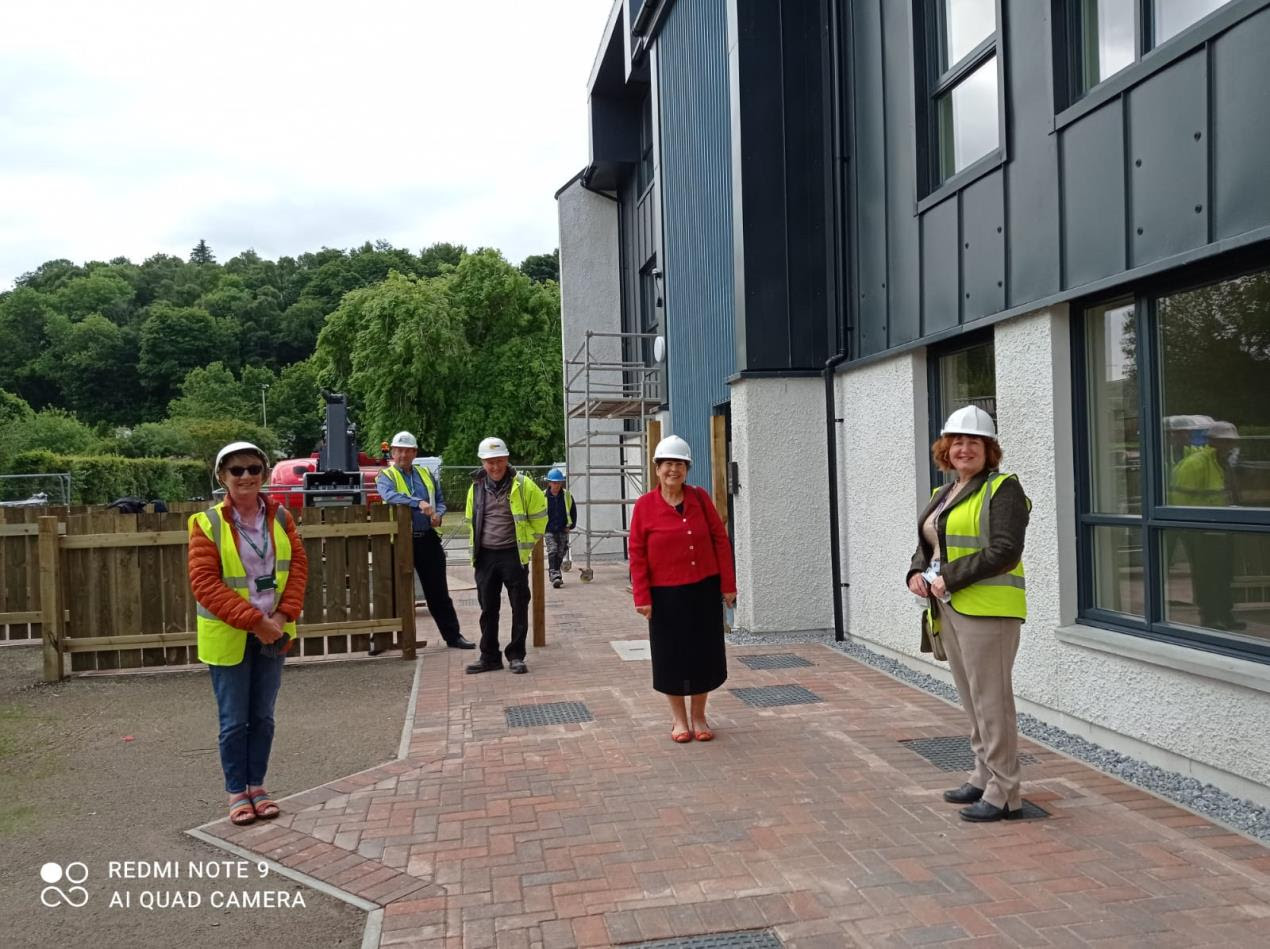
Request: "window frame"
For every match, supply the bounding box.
[913,0,1010,206]
[1054,0,1258,115]
[1073,262,1270,665]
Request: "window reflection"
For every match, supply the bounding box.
[1080,0,1135,90]
[1159,270,1270,510]
[938,55,999,178]
[1086,300,1140,514]
[1154,0,1230,44]
[1093,525,1146,617]
[942,0,996,70]
[938,341,995,482]
[1163,529,1270,641]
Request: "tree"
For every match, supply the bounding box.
[167,362,255,420]
[418,242,466,277]
[189,239,216,265]
[268,359,324,458]
[519,249,559,284]
[138,303,236,406]
[0,407,104,465]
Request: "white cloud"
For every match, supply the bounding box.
[0,0,612,286]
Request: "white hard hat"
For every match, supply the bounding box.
[477,436,510,459]
[941,406,997,439]
[214,441,269,473]
[390,431,418,449]
[1208,420,1240,440]
[1164,414,1214,431]
[653,435,692,464]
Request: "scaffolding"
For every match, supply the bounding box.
[564,331,663,581]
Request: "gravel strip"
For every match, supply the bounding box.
[728,628,1270,843]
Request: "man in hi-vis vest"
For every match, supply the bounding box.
[464,437,548,674]
[376,431,473,650]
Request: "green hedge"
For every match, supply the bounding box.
[9,451,211,504]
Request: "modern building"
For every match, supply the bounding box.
[557,0,1270,804]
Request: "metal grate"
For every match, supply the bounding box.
[738,654,813,670]
[1012,801,1051,820]
[623,931,782,949]
[900,736,1039,772]
[729,684,823,708]
[504,701,593,728]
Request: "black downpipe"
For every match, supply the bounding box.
[824,352,849,640]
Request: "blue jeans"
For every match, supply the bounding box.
[208,636,285,793]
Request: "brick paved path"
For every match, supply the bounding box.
[194,568,1270,947]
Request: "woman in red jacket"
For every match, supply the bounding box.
[629,435,737,743]
[188,441,307,826]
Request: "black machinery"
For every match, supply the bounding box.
[303,390,366,506]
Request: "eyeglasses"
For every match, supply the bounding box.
[227,464,264,477]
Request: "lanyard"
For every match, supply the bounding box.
[237,512,271,560]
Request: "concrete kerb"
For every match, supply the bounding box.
[183,654,426,949]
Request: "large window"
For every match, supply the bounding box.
[1077,265,1270,661]
[916,0,1004,193]
[1065,0,1236,99]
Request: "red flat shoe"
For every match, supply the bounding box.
[692,726,714,742]
[671,727,692,743]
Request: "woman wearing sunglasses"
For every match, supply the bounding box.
[188,441,308,826]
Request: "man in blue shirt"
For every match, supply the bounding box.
[376,431,474,650]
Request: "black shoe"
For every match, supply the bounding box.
[446,636,476,649]
[465,660,503,674]
[943,783,984,804]
[509,659,528,674]
[552,579,563,589]
[959,800,1021,822]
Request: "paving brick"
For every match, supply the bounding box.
[186,567,1270,948]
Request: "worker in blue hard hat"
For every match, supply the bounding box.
[543,468,577,589]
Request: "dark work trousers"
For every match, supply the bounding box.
[414,532,462,643]
[545,531,568,582]
[474,547,530,665]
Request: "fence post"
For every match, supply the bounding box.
[532,537,546,647]
[394,505,417,660]
[38,516,63,681]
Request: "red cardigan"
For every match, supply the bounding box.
[628,485,736,608]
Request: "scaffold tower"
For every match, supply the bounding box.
[563,331,663,581]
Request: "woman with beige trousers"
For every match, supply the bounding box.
[907,406,1030,822]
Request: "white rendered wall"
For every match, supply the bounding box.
[557,180,626,557]
[836,308,1270,803]
[731,376,834,634]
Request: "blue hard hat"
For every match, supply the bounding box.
[546,468,566,482]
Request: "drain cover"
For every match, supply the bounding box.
[729,684,822,708]
[624,931,782,949]
[738,654,813,670]
[900,736,1038,772]
[504,701,593,727]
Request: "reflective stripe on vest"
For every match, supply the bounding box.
[190,504,296,666]
[464,473,548,565]
[939,472,1027,622]
[381,464,436,503]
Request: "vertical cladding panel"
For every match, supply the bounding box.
[921,198,959,334]
[882,0,920,346]
[660,0,735,489]
[782,0,828,368]
[1128,52,1208,268]
[852,0,889,358]
[1004,0,1061,305]
[1212,7,1270,241]
[962,170,1006,320]
[1061,100,1126,289]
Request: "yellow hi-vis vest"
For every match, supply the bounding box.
[927,473,1027,632]
[190,504,296,666]
[464,473,548,565]
[380,464,436,504]
[1168,446,1228,507]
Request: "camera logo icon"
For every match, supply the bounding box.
[40,862,89,908]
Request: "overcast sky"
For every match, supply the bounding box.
[0,1,613,289]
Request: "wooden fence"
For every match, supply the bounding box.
[2,503,416,680]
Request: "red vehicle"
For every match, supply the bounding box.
[268,450,387,509]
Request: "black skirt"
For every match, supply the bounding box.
[648,574,727,696]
